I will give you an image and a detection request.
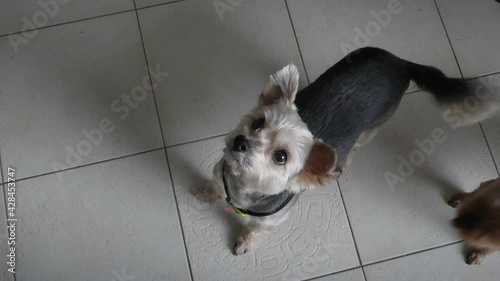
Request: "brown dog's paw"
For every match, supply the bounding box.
[234,237,251,256]
[448,193,466,208]
[195,186,221,204]
[466,251,486,265]
[328,167,343,180]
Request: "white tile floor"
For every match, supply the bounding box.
[0,0,499,280]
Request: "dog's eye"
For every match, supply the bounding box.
[273,150,287,165]
[251,117,265,131]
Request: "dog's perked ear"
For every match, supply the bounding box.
[297,140,338,186]
[259,64,299,106]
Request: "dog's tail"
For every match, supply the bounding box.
[406,61,499,126]
[406,62,468,102]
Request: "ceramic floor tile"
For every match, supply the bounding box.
[313,268,365,281]
[476,73,500,168]
[14,150,191,281]
[338,92,498,264]
[286,0,460,91]
[135,0,179,9]
[364,243,500,281]
[436,0,500,78]
[0,0,134,36]
[1,184,15,281]
[0,12,163,180]
[167,136,359,281]
[139,0,308,146]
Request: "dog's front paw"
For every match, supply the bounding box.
[234,237,251,256]
[466,251,486,265]
[328,166,343,180]
[448,193,466,208]
[196,186,221,204]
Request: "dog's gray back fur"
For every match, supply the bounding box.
[295,47,469,165]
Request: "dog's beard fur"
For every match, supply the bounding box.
[223,65,337,195]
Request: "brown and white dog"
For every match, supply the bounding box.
[449,177,500,265]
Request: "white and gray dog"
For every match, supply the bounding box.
[197,47,499,255]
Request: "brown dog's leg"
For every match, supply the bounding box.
[449,179,497,208]
[448,192,469,208]
[466,247,493,265]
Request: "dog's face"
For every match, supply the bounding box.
[453,178,500,250]
[223,64,337,194]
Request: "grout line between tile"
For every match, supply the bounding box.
[0,0,188,39]
[163,148,195,281]
[464,70,500,81]
[132,3,166,149]
[0,9,135,38]
[405,89,422,95]
[361,240,463,268]
[133,2,194,280]
[432,0,464,79]
[1,147,165,185]
[1,131,231,185]
[303,266,364,281]
[284,0,310,84]
[135,0,187,11]
[478,123,500,176]
[334,180,368,280]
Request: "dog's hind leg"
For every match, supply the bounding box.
[339,128,380,174]
[354,128,379,148]
[340,148,357,174]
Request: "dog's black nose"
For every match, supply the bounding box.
[232,135,250,152]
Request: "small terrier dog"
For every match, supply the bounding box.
[197,47,498,255]
[448,178,500,265]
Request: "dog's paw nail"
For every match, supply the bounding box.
[466,252,484,265]
[234,238,250,256]
[447,199,460,208]
[447,194,463,208]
